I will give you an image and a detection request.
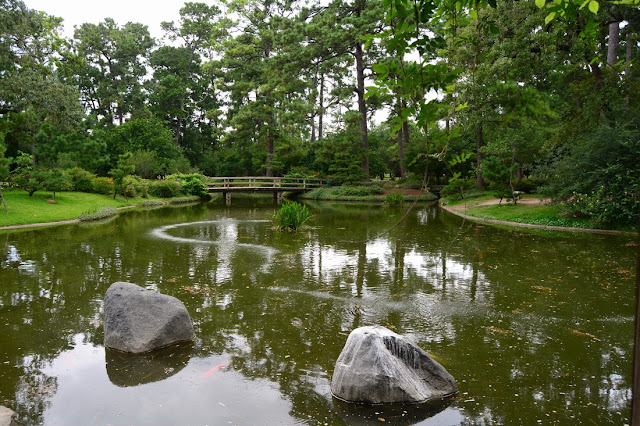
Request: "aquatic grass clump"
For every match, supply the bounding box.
[273,202,312,231]
[168,195,202,204]
[142,200,165,208]
[78,207,118,222]
[385,193,404,206]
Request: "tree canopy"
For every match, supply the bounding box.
[0,0,638,226]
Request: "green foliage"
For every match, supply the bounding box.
[385,193,404,206]
[91,177,114,195]
[11,152,47,196]
[149,179,182,198]
[120,175,149,198]
[109,153,136,199]
[42,168,73,200]
[126,150,162,179]
[316,131,366,185]
[272,202,312,232]
[167,173,206,197]
[541,120,639,229]
[441,178,476,200]
[66,167,96,192]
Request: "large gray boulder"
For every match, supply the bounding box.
[0,406,17,426]
[104,282,195,353]
[331,326,457,404]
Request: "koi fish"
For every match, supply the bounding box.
[201,359,232,379]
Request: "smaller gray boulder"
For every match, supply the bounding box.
[0,406,17,426]
[104,282,195,353]
[331,326,457,404]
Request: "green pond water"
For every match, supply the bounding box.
[0,197,636,425]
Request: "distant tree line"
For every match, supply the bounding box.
[0,0,638,226]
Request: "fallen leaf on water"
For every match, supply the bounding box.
[378,418,386,422]
[532,286,557,296]
[486,326,513,335]
[571,329,601,341]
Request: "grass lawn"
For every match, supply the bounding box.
[463,203,593,228]
[0,189,147,227]
[444,194,608,230]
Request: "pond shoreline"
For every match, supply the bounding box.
[440,203,638,236]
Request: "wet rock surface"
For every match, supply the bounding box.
[0,406,17,426]
[331,326,457,404]
[104,282,195,354]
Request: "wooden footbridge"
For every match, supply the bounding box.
[205,176,328,203]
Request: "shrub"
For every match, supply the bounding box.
[121,175,149,198]
[338,185,382,197]
[149,179,182,198]
[441,178,475,200]
[66,167,96,192]
[167,173,206,196]
[92,177,114,195]
[273,202,312,231]
[385,193,405,206]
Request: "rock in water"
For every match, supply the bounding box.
[0,406,17,426]
[331,326,457,404]
[104,282,195,353]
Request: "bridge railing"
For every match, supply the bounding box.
[204,176,327,191]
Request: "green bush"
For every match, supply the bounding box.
[92,177,114,195]
[337,185,382,197]
[273,202,312,231]
[441,178,475,200]
[149,179,182,198]
[385,193,405,206]
[121,175,149,198]
[167,173,206,196]
[66,167,96,192]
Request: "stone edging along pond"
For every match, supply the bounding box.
[440,203,638,237]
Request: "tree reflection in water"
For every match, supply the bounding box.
[0,200,635,424]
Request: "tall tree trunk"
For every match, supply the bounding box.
[626,32,633,107]
[0,188,7,214]
[311,72,317,143]
[397,126,405,179]
[476,124,484,190]
[266,106,275,177]
[354,7,369,180]
[608,21,620,69]
[174,48,197,147]
[319,73,324,141]
[402,112,409,179]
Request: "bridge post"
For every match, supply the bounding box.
[274,191,283,203]
[224,191,231,206]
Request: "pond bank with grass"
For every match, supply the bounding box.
[0,189,210,229]
[441,194,637,235]
[300,183,438,203]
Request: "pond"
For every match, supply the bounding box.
[0,197,636,425]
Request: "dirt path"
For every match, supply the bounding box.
[446,196,550,211]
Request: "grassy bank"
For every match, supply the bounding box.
[0,189,205,228]
[301,185,438,202]
[442,194,628,231]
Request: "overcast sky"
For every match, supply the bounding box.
[24,0,187,39]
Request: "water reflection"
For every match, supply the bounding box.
[333,398,464,425]
[0,201,635,424]
[105,343,192,387]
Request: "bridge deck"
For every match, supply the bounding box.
[205,176,327,193]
